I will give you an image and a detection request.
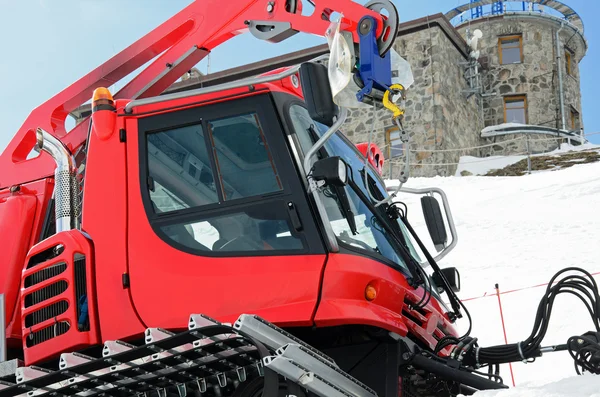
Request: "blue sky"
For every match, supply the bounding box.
[0,0,598,152]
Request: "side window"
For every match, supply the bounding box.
[160,210,303,252]
[142,103,309,255]
[207,113,283,200]
[147,123,218,211]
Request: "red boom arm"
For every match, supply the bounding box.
[0,0,385,190]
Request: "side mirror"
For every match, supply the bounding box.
[299,62,339,127]
[432,268,461,293]
[310,156,348,187]
[421,196,448,252]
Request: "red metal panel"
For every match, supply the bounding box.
[0,193,37,339]
[20,230,100,365]
[1,179,53,347]
[124,114,326,329]
[80,109,146,342]
[314,253,458,353]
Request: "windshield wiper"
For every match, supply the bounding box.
[399,217,463,320]
[332,185,358,235]
[346,179,425,288]
[357,170,462,318]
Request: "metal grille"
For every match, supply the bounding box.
[24,281,68,309]
[73,254,88,331]
[24,263,66,287]
[24,301,68,328]
[26,246,63,270]
[25,321,70,348]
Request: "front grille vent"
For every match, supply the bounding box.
[26,321,70,348]
[24,281,68,309]
[74,254,89,331]
[23,245,72,347]
[24,263,67,287]
[25,301,69,327]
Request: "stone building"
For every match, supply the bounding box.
[445,0,587,161]
[342,14,483,178]
[71,1,587,177]
[349,0,588,177]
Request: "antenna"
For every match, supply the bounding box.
[467,28,483,60]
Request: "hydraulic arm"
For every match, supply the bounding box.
[0,0,395,190]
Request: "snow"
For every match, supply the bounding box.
[386,159,600,395]
[455,142,600,176]
[481,122,530,133]
[455,154,527,176]
[471,375,600,397]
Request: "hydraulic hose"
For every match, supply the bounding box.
[445,267,600,375]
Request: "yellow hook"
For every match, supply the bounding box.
[382,83,406,119]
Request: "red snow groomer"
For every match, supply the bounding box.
[0,1,598,396]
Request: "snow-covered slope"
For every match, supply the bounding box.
[455,142,600,176]
[386,160,600,395]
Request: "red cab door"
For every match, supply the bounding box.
[125,93,327,329]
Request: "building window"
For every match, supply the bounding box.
[570,107,580,130]
[565,49,573,76]
[385,125,403,158]
[504,95,528,124]
[498,35,523,64]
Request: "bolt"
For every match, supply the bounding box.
[9,185,20,193]
[266,2,274,12]
[402,352,412,361]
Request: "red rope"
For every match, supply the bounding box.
[462,271,600,302]
[495,284,516,387]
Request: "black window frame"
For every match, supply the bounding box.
[275,94,416,277]
[137,93,325,257]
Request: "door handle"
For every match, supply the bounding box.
[287,202,303,232]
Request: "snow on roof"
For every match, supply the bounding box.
[480,123,583,141]
[481,122,529,134]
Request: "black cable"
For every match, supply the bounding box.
[568,333,600,374]
[458,267,600,375]
[400,216,473,335]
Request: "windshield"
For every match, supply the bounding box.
[289,104,424,274]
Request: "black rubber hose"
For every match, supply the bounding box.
[411,354,508,391]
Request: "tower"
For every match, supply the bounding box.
[446,0,587,155]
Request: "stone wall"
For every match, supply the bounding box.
[455,15,586,154]
[341,25,482,178]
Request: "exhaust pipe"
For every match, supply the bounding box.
[36,128,76,233]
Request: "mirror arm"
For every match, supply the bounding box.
[303,107,349,176]
[303,107,349,253]
[386,186,458,264]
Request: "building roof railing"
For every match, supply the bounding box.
[445,1,584,34]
